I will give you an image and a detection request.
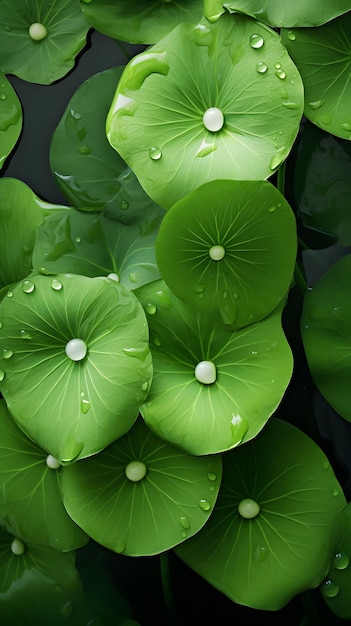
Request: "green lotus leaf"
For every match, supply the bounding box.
[0,0,89,85]
[156,179,297,328]
[281,13,351,141]
[80,0,204,44]
[0,525,82,622]
[106,13,304,210]
[175,418,346,611]
[136,280,293,455]
[293,121,351,246]
[301,253,351,422]
[0,399,89,551]
[0,273,152,463]
[50,67,129,210]
[204,0,351,27]
[319,502,351,619]
[0,72,22,169]
[0,177,69,299]
[32,203,163,290]
[62,417,222,556]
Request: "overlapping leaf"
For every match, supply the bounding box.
[0,73,22,169]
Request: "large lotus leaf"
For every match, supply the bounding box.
[301,254,351,422]
[50,67,128,210]
[62,417,222,556]
[0,399,88,551]
[282,14,351,141]
[0,72,22,169]
[0,0,89,85]
[32,205,163,290]
[293,121,351,246]
[156,179,297,328]
[204,0,351,27]
[106,13,304,210]
[319,503,351,619]
[0,273,152,463]
[136,280,293,455]
[0,178,69,299]
[175,418,346,611]
[0,526,82,623]
[80,0,204,44]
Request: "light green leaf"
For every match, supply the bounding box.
[156,179,297,328]
[62,417,222,556]
[0,273,152,463]
[80,0,204,44]
[106,13,304,209]
[32,204,163,290]
[281,13,351,140]
[0,73,22,169]
[175,418,346,610]
[301,253,351,422]
[0,399,88,551]
[0,0,89,84]
[136,280,293,455]
[204,0,351,27]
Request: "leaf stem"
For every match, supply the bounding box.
[160,552,177,625]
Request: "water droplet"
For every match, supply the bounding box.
[107,272,120,282]
[51,278,63,291]
[28,22,48,41]
[81,398,91,414]
[146,303,157,315]
[0,321,2,329]
[181,531,187,538]
[154,337,162,347]
[320,578,340,598]
[114,541,126,554]
[123,346,149,360]
[268,205,277,212]
[60,601,75,618]
[238,498,260,519]
[203,107,224,132]
[39,267,51,275]
[322,459,330,470]
[141,381,149,392]
[316,114,331,126]
[120,200,129,210]
[308,100,323,110]
[125,460,147,482]
[209,244,225,261]
[75,236,81,243]
[11,538,26,556]
[0,92,7,100]
[287,30,296,41]
[78,144,91,154]
[129,272,139,284]
[70,109,81,120]
[198,499,211,512]
[341,122,351,131]
[0,370,5,382]
[2,349,13,359]
[180,516,190,530]
[249,34,264,49]
[155,289,172,310]
[149,147,162,160]
[254,545,268,561]
[195,361,216,385]
[256,61,268,73]
[269,153,285,171]
[7,291,13,298]
[332,487,339,497]
[209,485,215,492]
[283,101,299,109]
[19,329,32,339]
[22,280,35,293]
[196,141,217,157]
[275,68,286,80]
[274,62,281,69]
[46,454,61,470]
[65,338,87,362]
[333,552,350,570]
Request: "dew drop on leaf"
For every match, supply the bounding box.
[249,34,264,49]
[65,338,87,361]
[148,147,162,160]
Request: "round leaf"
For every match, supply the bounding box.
[0,0,89,84]
[32,204,163,290]
[62,417,222,556]
[204,0,351,27]
[50,67,127,210]
[0,399,88,551]
[156,180,297,327]
[175,418,346,610]
[301,253,351,422]
[0,273,152,462]
[0,73,22,169]
[106,13,304,209]
[281,13,351,141]
[136,280,293,455]
[81,0,204,44]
